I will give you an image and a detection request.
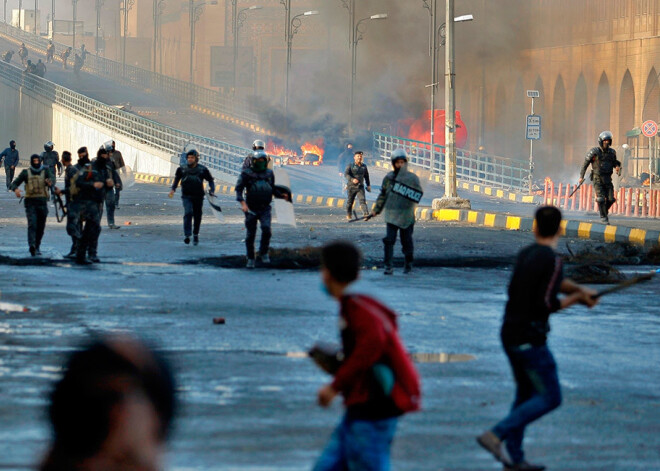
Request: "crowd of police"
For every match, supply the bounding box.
[4,139,125,263]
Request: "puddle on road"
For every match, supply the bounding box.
[285,351,476,363]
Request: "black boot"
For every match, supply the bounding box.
[404,254,413,274]
[598,202,609,224]
[65,241,77,259]
[384,244,394,275]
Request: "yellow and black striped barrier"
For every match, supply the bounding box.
[134,173,660,247]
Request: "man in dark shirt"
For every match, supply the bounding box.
[477,206,598,471]
[344,151,371,220]
[169,149,215,245]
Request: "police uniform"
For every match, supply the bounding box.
[40,149,61,185]
[580,146,621,223]
[10,165,55,254]
[345,161,371,217]
[72,163,103,263]
[373,161,423,273]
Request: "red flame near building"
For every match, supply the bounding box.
[404,110,468,149]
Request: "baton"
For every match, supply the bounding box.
[592,270,658,299]
[568,179,585,198]
[348,210,373,223]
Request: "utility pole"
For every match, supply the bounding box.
[72,0,77,50]
[443,0,457,198]
[122,0,135,77]
[33,0,37,33]
[96,0,104,56]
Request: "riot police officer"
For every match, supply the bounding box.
[371,149,423,275]
[344,150,371,220]
[40,141,62,184]
[579,131,621,224]
[242,139,266,169]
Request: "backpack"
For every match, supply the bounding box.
[350,295,421,413]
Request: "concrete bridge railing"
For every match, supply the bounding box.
[0,58,249,179]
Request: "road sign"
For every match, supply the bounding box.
[526,114,541,140]
[642,120,658,138]
[527,90,540,98]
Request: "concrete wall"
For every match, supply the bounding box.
[0,74,178,176]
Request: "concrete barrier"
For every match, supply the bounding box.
[0,68,179,177]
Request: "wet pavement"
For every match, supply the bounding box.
[0,182,659,470]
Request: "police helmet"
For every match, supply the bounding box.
[253,150,268,160]
[103,140,114,152]
[44,141,54,151]
[391,149,408,164]
[252,139,265,150]
[598,131,613,147]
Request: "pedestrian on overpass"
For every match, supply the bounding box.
[344,150,371,220]
[108,141,126,209]
[35,59,46,78]
[169,149,215,246]
[9,154,61,256]
[61,47,72,69]
[0,140,19,190]
[235,150,289,267]
[73,54,83,76]
[46,41,54,63]
[477,206,598,471]
[578,131,621,225]
[2,50,14,63]
[370,149,423,275]
[18,43,28,66]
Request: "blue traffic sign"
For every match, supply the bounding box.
[526,114,541,140]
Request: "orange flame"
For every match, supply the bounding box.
[301,140,324,163]
[266,141,297,158]
[544,177,552,185]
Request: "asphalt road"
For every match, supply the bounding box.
[0,182,658,470]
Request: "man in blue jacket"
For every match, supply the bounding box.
[0,140,19,190]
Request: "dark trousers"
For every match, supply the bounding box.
[66,200,82,251]
[5,166,15,189]
[594,178,615,219]
[245,206,272,259]
[25,201,48,249]
[383,223,414,267]
[182,196,203,237]
[346,186,368,216]
[492,344,562,464]
[76,200,101,258]
[99,189,116,226]
[114,187,121,207]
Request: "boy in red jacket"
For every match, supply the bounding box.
[314,241,420,471]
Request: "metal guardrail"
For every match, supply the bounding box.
[0,22,260,125]
[0,58,249,179]
[373,132,531,192]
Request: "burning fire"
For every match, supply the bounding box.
[301,141,324,163]
[266,141,296,157]
[544,177,552,185]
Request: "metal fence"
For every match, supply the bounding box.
[373,133,531,192]
[0,59,249,178]
[0,22,260,125]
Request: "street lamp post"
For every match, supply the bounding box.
[122,0,135,77]
[338,0,354,48]
[96,0,104,56]
[18,0,22,29]
[233,5,261,95]
[349,13,387,137]
[72,0,78,50]
[152,0,165,72]
[189,0,217,84]
[33,0,37,33]
[284,10,318,118]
